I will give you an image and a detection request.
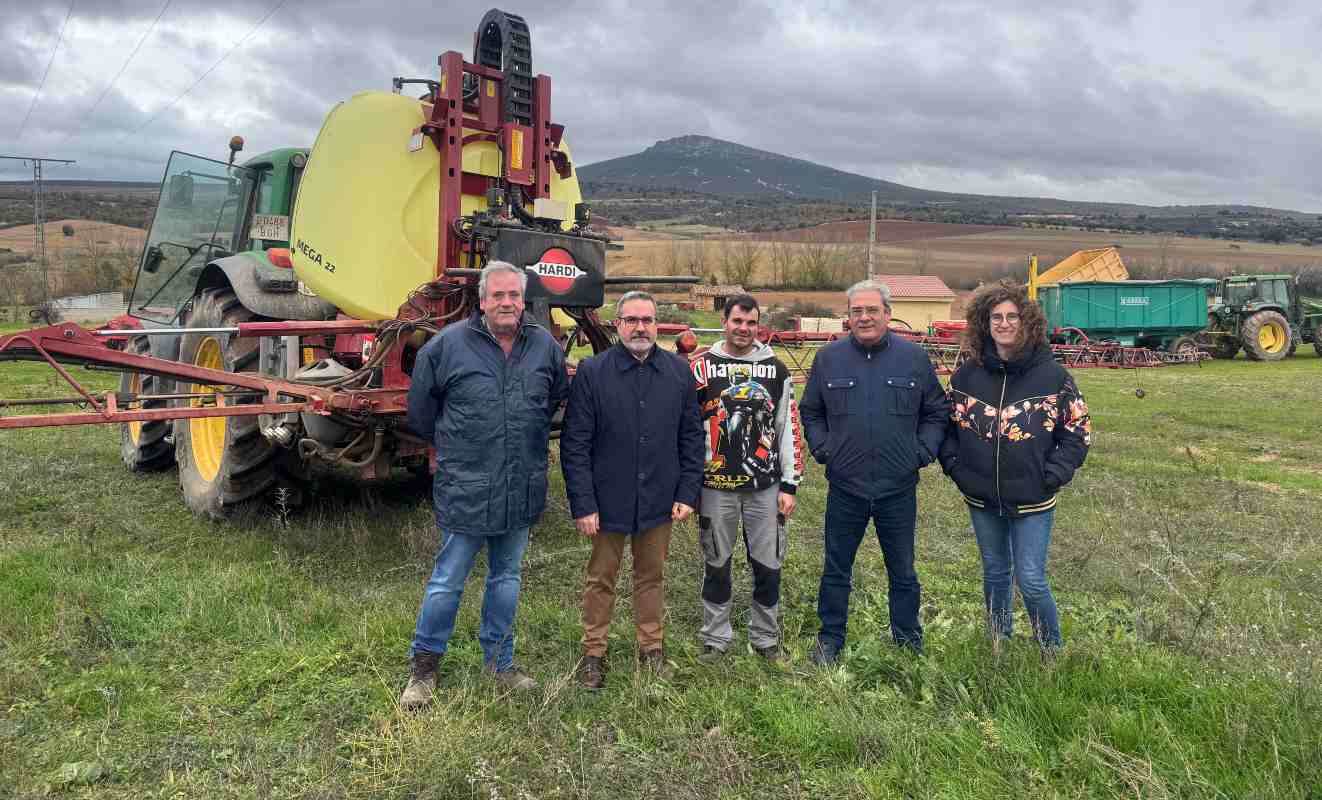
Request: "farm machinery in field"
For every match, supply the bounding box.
[1196,273,1322,361]
[0,9,693,518]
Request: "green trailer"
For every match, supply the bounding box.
[1038,279,1216,352]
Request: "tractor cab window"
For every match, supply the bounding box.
[128,151,256,323]
[1226,281,1256,307]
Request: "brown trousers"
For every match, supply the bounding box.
[581,522,672,657]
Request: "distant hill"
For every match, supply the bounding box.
[579,135,960,204]
[579,135,1312,220]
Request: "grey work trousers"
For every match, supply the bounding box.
[698,485,787,651]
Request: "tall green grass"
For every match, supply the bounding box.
[1,353,1319,797]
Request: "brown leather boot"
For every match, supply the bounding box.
[577,655,605,690]
[400,651,440,711]
[640,649,673,679]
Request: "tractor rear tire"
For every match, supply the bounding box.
[1240,310,1292,362]
[118,335,176,472]
[173,288,305,519]
[1315,336,1322,358]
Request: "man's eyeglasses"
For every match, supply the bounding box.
[990,313,1021,324]
[617,316,656,327]
[849,306,885,318]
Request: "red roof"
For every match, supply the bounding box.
[874,275,955,299]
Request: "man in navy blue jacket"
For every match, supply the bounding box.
[560,290,704,689]
[799,279,949,662]
[400,262,568,710]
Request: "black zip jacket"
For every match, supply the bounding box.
[938,343,1092,517]
[800,332,949,500]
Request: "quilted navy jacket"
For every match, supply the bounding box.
[407,312,568,536]
[799,332,949,500]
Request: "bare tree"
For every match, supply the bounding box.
[915,242,931,276]
[680,239,713,281]
[718,238,762,287]
[768,240,796,288]
[796,233,848,289]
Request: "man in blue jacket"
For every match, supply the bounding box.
[560,290,704,689]
[799,279,949,663]
[400,261,568,710]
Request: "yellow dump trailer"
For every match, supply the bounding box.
[1038,247,1129,284]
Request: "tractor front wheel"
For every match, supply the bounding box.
[173,288,305,519]
[118,335,176,471]
[1240,310,1292,362]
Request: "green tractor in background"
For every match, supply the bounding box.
[1201,274,1322,360]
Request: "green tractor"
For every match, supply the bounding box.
[1201,274,1322,360]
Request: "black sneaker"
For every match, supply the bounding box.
[753,644,786,663]
[697,645,726,665]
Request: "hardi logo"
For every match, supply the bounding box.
[527,248,584,294]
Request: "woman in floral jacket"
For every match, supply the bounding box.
[938,282,1091,650]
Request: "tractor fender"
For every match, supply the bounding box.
[196,253,338,321]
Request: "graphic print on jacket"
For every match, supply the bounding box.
[692,341,804,493]
[940,345,1092,517]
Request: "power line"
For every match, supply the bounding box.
[58,0,172,147]
[127,0,290,137]
[0,155,77,304]
[12,1,77,146]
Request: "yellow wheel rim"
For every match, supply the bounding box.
[126,371,143,445]
[189,337,226,483]
[1259,321,1286,353]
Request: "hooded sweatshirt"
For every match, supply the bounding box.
[691,339,803,494]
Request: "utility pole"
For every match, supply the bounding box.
[866,190,877,280]
[0,155,76,303]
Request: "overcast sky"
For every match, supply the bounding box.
[3,0,1320,211]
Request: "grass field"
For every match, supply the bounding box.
[1,347,1320,798]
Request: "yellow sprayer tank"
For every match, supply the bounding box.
[1036,247,1130,285]
[289,91,584,320]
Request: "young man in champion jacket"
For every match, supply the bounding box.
[690,294,804,663]
[799,280,949,663]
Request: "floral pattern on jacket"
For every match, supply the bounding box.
[951,387,1092,447]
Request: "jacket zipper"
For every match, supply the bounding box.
[994,368,1007,513]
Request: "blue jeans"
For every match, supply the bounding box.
[411,527,530,671]
[968,507,1062,647]
[817,484,923,651]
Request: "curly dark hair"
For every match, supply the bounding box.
[962,281,1048,365]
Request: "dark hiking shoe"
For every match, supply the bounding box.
[697,645,726,665]
[577,655,605,690]
[808,640,840,666]
[640,649,674,679]
[486,664,538,691]
[753,644,786,663]
[400,651,440,711]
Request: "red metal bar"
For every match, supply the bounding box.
[428,50,465,277]
[0,400,310,430]
[531,74,551,198]
[0,324,335,404]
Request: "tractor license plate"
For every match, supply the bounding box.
[252,214,290,241]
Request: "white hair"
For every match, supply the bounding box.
[478,260,528,298]
[846,279,892,309]
[615,290,656,316]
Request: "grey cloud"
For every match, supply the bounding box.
[2,0,1319,210]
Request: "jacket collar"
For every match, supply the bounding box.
[848,330,892,355]
[612,340,662,371]
[982,341,1052,374]
[467,310,535,342]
